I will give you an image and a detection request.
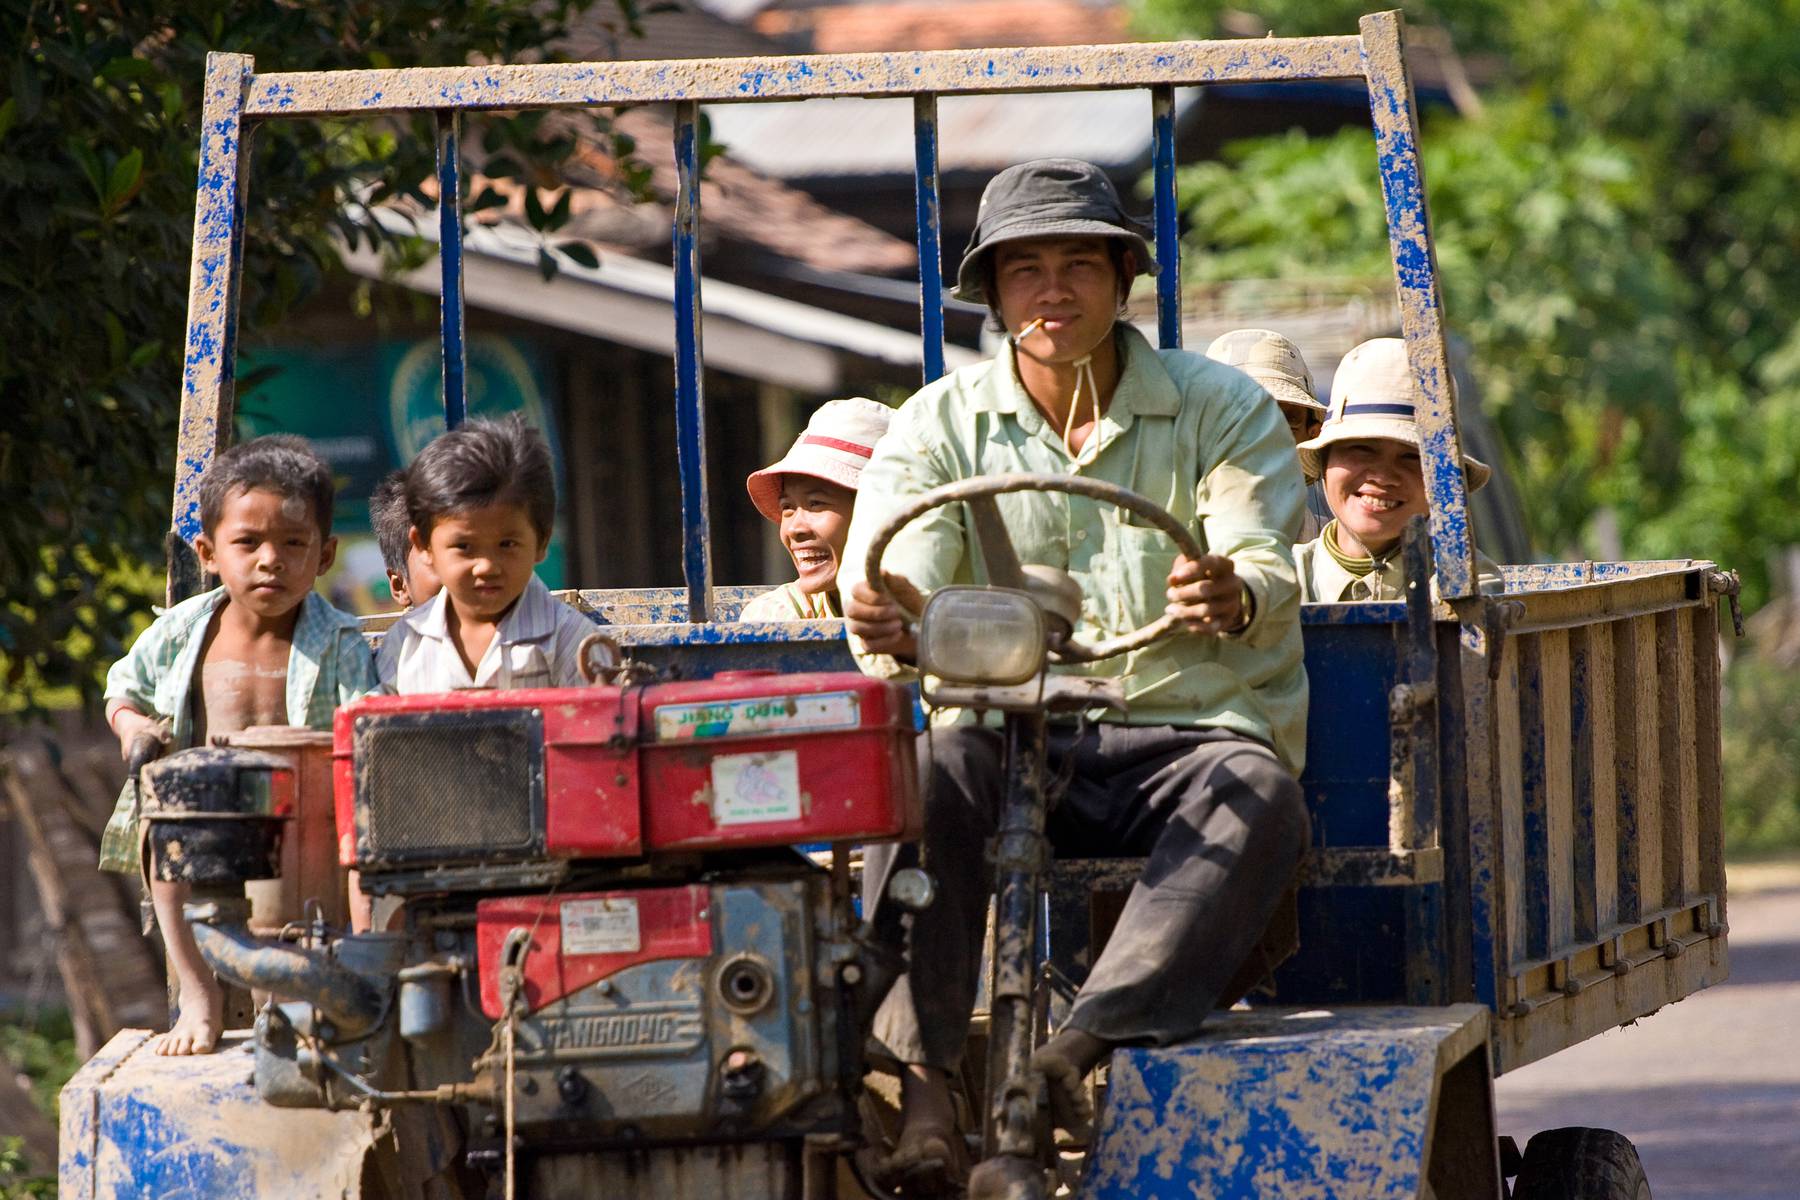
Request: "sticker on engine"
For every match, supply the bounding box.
[654,690,860,741]
[710,749,802,825]
[560,897,641,955]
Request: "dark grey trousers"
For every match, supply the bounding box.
[864,723,1308,1070]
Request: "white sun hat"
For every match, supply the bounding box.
[1204,328,1325,412]
[746,397,894,523]
[1296,338,1490,491]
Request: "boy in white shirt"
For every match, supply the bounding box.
[378,415,593,691]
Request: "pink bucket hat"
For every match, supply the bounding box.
[745,397,893,523]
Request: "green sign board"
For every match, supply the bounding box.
[237,334,567,612]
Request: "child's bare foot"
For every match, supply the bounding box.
[152,977,223,1056]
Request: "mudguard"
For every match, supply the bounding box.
[59,1030,446,1199]
[1084,1005,1496,1200]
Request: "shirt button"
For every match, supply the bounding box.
[1074,530,1087,542]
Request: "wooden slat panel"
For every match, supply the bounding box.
[1692,604,1725,900]
[1574,622,1618,934]
[1517,634,1551,962]
[1658,609,1700,904]
[1539,629,1576,954]
[1496,634,1527,968]
[1617,615,1664,915]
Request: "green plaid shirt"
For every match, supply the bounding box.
[97,587,377,873]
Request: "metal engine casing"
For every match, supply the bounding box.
[486,873,847,1144]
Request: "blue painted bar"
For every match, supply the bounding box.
[1358,13,1476,598]
[241,39,1367,117]
[672,102,714,623]
[436,111,467,430]
[1151,84,1182,349]
[171,52,254,555]
[1517,634,1550,962]
[912,94,946,383]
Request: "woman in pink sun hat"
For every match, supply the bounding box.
[739,397,893,622]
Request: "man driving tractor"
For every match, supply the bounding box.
[840,158,1313,1196]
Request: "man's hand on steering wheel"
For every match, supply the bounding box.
[847,573,928,662]
[1166,554,1251,636]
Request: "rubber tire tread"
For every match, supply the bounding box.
[1512,1127,1651,1200]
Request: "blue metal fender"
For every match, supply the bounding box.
[59,1030,384,1199]
[1083,1004,1492,1199]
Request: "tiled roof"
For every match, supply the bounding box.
[454,106,917,276]
[753,0,1131,52]
[559,0,791,61]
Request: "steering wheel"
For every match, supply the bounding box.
[862,473,1208,665]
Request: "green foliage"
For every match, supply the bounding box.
[0,0,635,719]
[1178,98,1687,561]
[0,1009,80,1119]
[1721,649,1800,853]
[0,1139,55,1200]
[1144,0,1800,611]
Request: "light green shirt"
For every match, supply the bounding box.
[1295,525,1505,603]
[98,586,378,873]
[840,324,1309,772]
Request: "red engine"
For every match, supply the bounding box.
[333,671,917,873]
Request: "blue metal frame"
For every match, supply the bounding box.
[435,111,467,429]
[672,101,713,622]
[1150,84,1183,350]
[912,94,946,384]
[169,18,1484,616]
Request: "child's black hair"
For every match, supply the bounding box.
[404,414,556,544]
[369,469,411,577]
[196,434,335,540]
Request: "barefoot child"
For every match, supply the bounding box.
[1295,337,1504,601]
[100,435,378,1055]
[378,415,593,692]
[739,398,891,622]
[370,468,442,609]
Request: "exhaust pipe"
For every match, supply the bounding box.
[187,897,387,1039]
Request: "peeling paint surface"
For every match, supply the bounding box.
[173,53,253,550]
[60,1031,378,1199]
[1085,1006,1488,1199]
[1358,14,1475,600]
[240,38,1365,116]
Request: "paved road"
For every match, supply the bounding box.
[1495,870,1800,1200]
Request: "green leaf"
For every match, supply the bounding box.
[105,148,144,213]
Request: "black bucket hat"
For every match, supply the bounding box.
[952,158,1158,305]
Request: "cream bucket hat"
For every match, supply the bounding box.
[1204,328,1325,412]
[745,397,893,522]
[1297,338,1490,490]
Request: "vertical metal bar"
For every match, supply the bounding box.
[673,101,713,622]
[1150,85,1182,349]
[170,51,255,603]
[436,110,467,430]
[912,94,946,383]
[1359,11,1476,598]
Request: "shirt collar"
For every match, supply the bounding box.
[412,575,558,644]
[971,324,1182,432]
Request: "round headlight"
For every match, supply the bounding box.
[916,587,1047,686]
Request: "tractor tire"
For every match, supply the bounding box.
[1511,1127,1651,1200]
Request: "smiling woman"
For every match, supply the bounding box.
[739,398,893,622]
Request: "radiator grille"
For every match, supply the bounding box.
[355,708,545,864]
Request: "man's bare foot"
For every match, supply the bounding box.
[876,1065,968,1195]
[152,977,223,1056]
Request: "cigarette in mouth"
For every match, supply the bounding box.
[1012,317,1047,344]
